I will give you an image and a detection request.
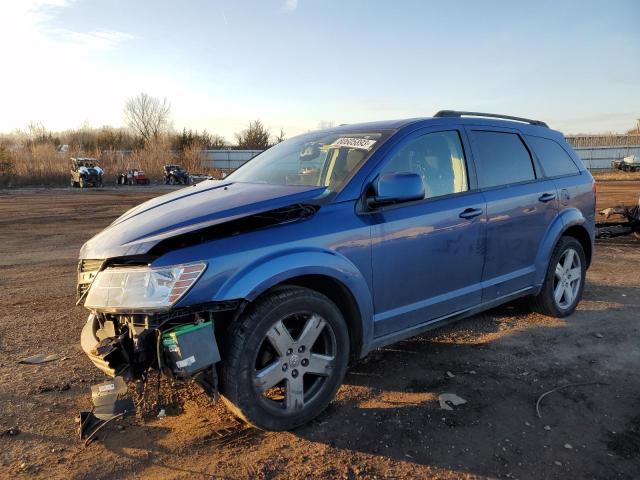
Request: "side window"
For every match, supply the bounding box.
[470,131,535,188]
[526,136,580,177]
[380,131,468,199]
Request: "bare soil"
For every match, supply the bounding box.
[1,183,639,479]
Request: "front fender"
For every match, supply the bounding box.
[216,248,374,354]
[533,208,589,287]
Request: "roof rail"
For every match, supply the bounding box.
[434,110,548,128]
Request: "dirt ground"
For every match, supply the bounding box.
[1,182,639,479]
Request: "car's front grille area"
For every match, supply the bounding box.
[79,259,103,273]
[77,259,104,300]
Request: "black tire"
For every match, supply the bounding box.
[531,236,586,317]
[220,286,349,431]
[168,176,176,185]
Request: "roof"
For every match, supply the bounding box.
[324,111,560,138]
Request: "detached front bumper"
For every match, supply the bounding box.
[80,303,235,384]
[80,314,118,376]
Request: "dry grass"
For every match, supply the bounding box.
[592,170,640,181]
[566,134,640,148]
[0,140,223,187]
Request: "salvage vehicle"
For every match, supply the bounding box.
[188,172,214,184]
[611,155,640,172]
[598,195,640,239]
[78,111,596,430]
[70,157,103,188]
[116,168,150,185]
[163,164,189,185]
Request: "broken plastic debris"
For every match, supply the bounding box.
[19,353,60,364]
[446,371,455,378]
[438,393,467,410]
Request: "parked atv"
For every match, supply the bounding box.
[117,169,150,185]
[163,164,189,185]
[70,157,103,188]
[611,155,640,172]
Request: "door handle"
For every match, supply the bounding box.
[538,193,556,203]
[459,207,483,219]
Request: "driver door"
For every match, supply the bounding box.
[369,129,486,338]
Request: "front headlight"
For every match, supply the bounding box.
[84,262,206,311]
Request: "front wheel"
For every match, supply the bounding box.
[220,286,349,431]
[531,236,586,317]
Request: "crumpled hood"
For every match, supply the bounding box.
[80,181,327,259]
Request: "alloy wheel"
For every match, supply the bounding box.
[253,313,336,413]
[553,248,582,309]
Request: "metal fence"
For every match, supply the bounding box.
[201,150,263,170]
[573,145,640,170]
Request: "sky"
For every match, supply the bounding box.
[1,0,639,140]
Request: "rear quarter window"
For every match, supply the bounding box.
[469,131,536,188]
[526,136,580,177]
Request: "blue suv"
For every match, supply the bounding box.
[79,111,596,430]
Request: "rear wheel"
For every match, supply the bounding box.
[168,176,176,185]
[531,236,586,317]
[220,286,349,431]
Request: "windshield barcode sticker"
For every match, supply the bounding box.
[331,137,377,150]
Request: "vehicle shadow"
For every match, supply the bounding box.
[292,286,639,479]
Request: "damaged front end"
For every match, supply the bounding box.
[77,257,242,428]
[80,301,241,391]
[75,181,325,437]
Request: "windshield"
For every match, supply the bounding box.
[226,130,390,192]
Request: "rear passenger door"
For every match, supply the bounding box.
[525,135,594,225]
[466,127,559,301]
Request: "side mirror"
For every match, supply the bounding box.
[368,172,424,208]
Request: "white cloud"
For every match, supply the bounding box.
[282,0,298,12]
[0,0,134,131]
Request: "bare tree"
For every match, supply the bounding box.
[124,93,171,143]
[235,120,271,150]
[210,134,227,149]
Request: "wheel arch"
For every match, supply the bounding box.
[267,274,364,363]
[216,249,374,360]
[562,224,593,268]
[534,208,594,286]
